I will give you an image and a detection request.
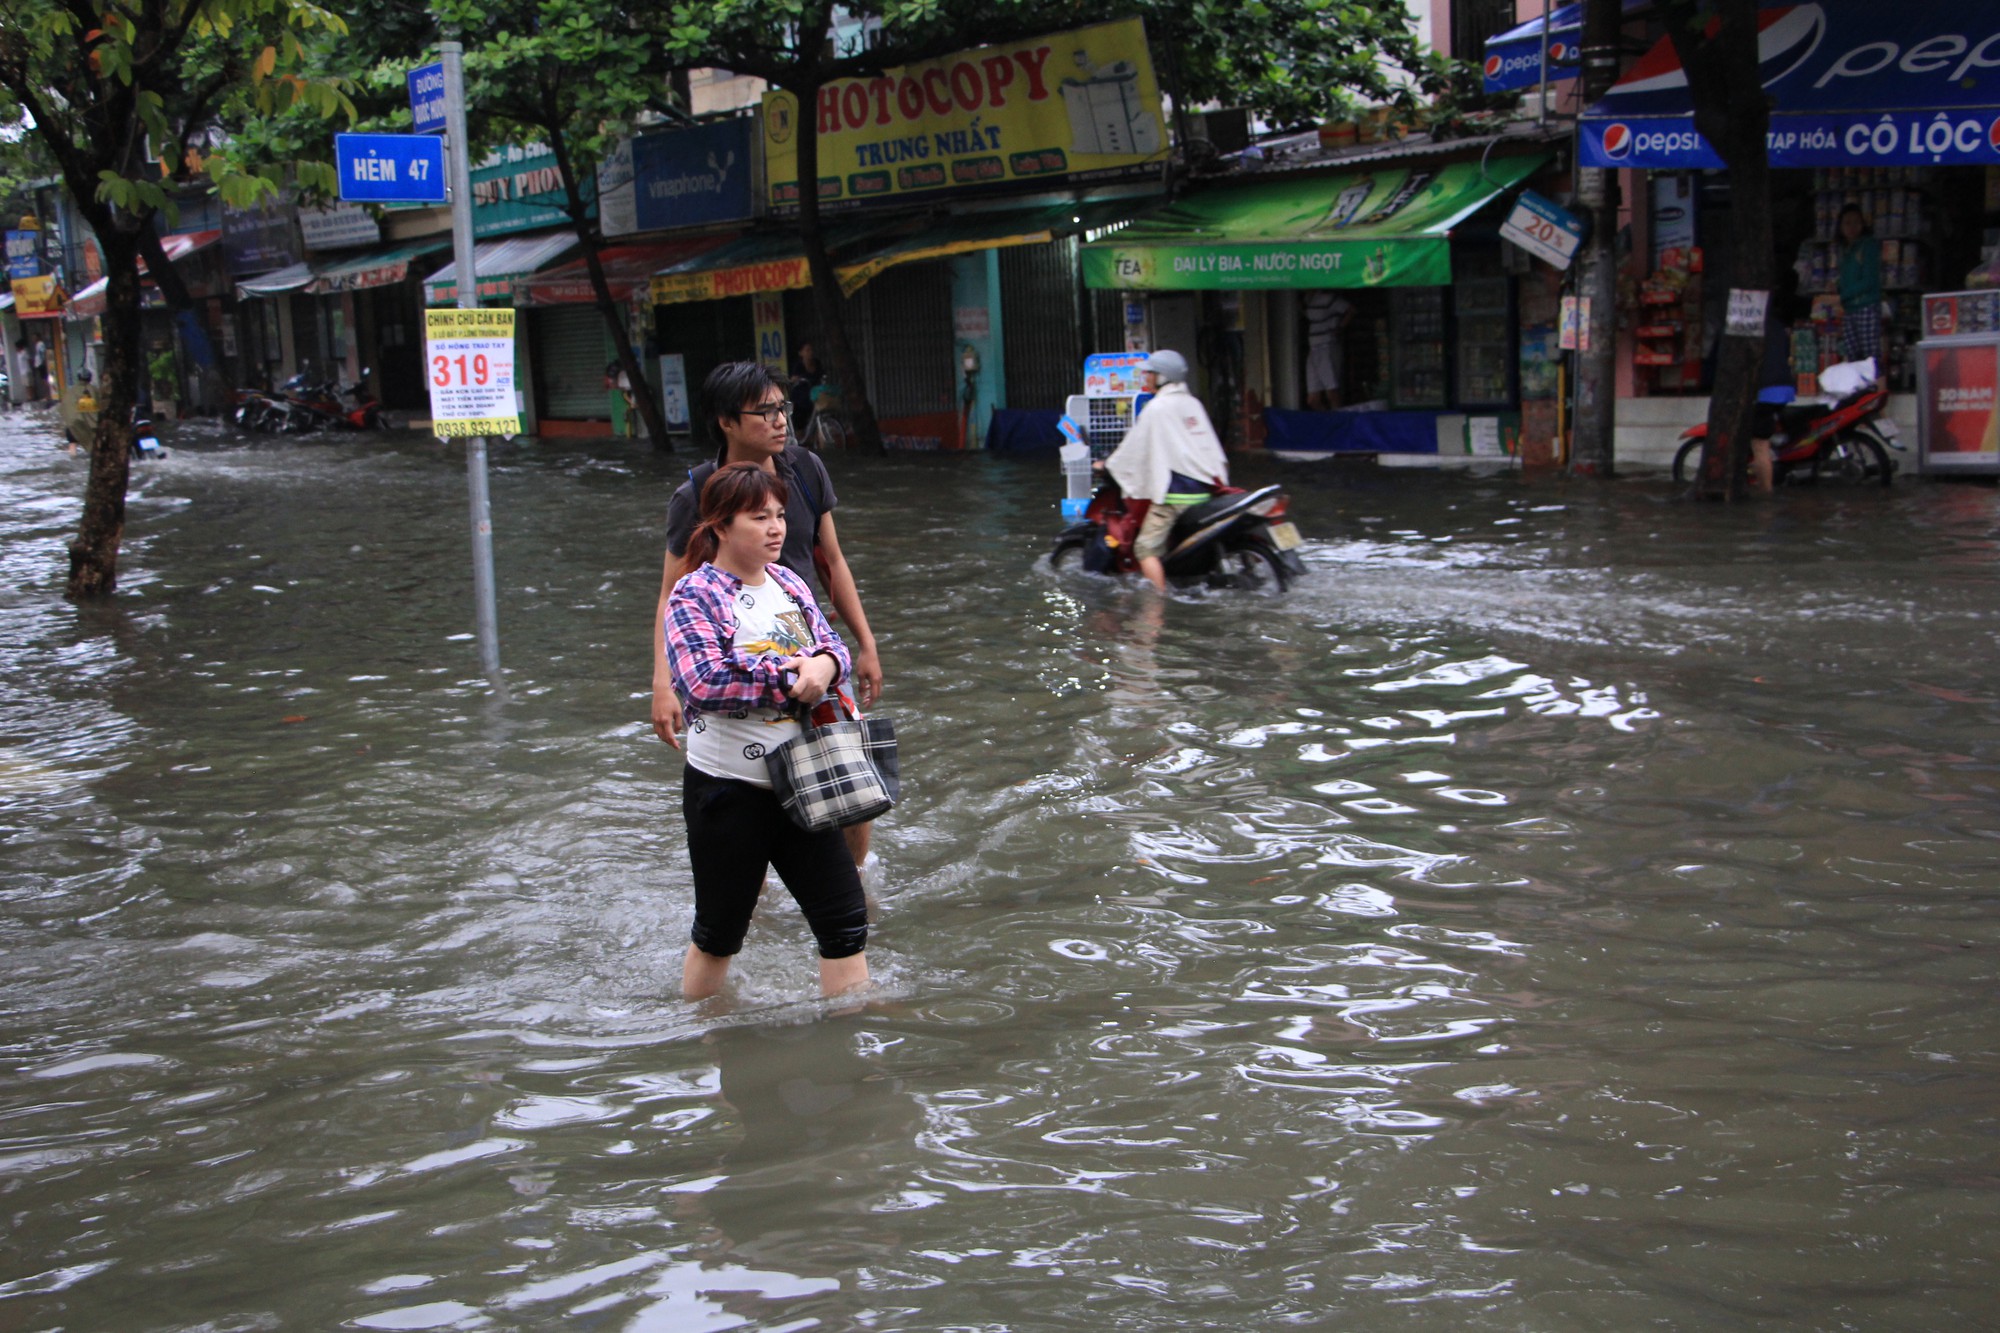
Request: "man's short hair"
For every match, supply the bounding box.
[699,361,784,446]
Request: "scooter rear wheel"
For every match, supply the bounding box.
[1815,432,1893,486]
[1224,540,1289,592]
[1049,536,1087,572]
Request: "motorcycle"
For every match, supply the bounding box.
[293,367,385,431]
[231,385,288,432]
[1050,475,1306,591]
[1673,358,1901,487]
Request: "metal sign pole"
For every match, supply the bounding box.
[440,40,503,688]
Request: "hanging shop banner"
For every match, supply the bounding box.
[1499,189,1585,271]
[6,229,43,281]
[753,293,787,373]
[604,119,756,238]
[221,190,300,275]
[1081,156,1544,291]
[10,274,63,317]
[651,256,812,305]
[470,145,579,239]
[1579,1,2000,168]
[423,308,521,438]
[762,18,1164,210]
[299,203,380,252]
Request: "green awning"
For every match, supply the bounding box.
[836,199,1156,295]
[1081,155,1547,291]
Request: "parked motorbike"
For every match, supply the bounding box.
[291,366,386,431]
[130,403,164,460]
[1049,476,1306,591]
[1673,359,1901,487]
[231,385,287,432]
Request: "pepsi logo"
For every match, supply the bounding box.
[1485,54,1503,78]
[1549,42,1572,63]
[1600,123,1634,160]
[1610,4,1825,100]
[1991,116,2000,153]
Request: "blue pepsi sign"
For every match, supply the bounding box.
[408,62,447,135]
[1483,3,1584,93]
[1581,1,2000,167]
[336,133,447,204]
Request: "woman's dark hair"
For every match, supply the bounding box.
[699,360,785,446]
[1838,203,1873,241]
[677,461,788,582]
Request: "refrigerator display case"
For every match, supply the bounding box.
[1916,289,2000,476]
[1389,287,1447,408]
[1454,275,1515,407]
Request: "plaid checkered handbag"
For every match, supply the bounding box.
[765,691,899,833]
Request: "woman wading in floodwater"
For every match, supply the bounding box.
[664,462,870,999]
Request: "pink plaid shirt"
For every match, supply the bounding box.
[665,562,850,723]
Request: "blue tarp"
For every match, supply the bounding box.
[1579,1,2000,168]
[1263,409,1438,457]
[986,408,1066,452]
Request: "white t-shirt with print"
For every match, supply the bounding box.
[686,575,810,787]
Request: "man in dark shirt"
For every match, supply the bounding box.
[650,360,884,864]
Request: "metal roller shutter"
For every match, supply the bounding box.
[999,238,1083,410]
[863,260,954,419]
[533,305,610,419]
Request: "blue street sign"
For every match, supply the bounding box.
[408,62,447,135]
[336,133,447,204]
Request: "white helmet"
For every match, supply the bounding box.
[1143,349,1188,384]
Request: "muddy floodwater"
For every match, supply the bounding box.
[2,411,1998,1329]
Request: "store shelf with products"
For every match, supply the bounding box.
[1389,287,1447,408]
[1794,166,1933,390]
[1629,247,1703,393]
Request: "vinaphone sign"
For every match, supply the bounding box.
[762,18,1165,209]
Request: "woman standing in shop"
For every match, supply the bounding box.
[1835,204,1883,371]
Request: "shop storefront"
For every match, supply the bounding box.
[1577,0,2000,470]
[516,238,728,434]
[67,228,229,415]
[1080,154,1551,462]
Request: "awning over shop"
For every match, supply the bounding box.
[423,231,580,306]
[834,199,1154,295]
[236,261,314,299]
[1482,0,1649,93]
[650,223,890,305]
[68,229,222,318]
[307,239,450,294]
[520,238,729,307]
[1080,156,1545,291]
[1579,0,2000,168]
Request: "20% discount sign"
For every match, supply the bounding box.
[423,308,521,438]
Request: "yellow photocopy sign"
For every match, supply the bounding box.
[423,308,520,438]
[762,18,1164,209]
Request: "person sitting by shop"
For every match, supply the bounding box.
[1102,349,1229,595]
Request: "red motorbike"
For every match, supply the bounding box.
[1673,374,1901,487]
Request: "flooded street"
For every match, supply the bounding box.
[3,410,1998,1329]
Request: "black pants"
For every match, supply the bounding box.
[682,764,868,959]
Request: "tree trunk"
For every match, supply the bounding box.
[793,75,883,452]
[1672,0,1773,501]
[1570,0,1625,476]
[68,237,142,600]
[543,123,675,449]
